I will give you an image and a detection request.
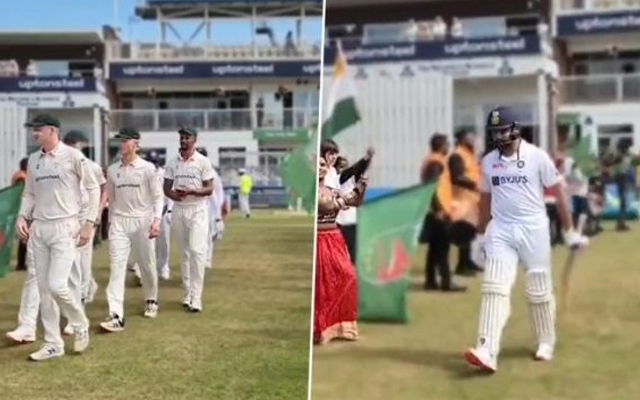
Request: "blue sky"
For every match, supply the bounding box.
[0,0,323,45]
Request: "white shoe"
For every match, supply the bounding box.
[100,314,125,333]
[86,279,99,304]
[62,324,74,336]
[534,343,554,361]
[29,343,64,361]
[73,328,90,353]
[6,327,36,344]
[464,347,497,372]
[144,301,159,318]
[189,298,202,313]
[182,294,191,310]
[159,269,170,281]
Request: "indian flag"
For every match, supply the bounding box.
[321,41,360,139]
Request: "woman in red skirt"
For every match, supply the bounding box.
[314,156,368,345]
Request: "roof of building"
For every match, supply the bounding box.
[0,30,104,45]
[136,0,323,19]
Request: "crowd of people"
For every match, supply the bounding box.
[312,106,638,371]
[5,115,228,361]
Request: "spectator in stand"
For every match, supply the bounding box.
[432,16,447,39]
[26,60,37,76]
[416,21,433,41]
[450,17,464,38]
[284,31,297,56]
[405,19,418,41]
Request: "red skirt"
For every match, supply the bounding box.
[314,228,358,344]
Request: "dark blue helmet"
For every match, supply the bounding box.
[486,106,520,151]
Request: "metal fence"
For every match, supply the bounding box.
[110,108,318,132]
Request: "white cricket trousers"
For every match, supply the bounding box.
[156,212,171,276]
[172,203,209,307]
[107,215,158,318]
[78,230,96,300]
[30,217,88,348]
[16,240,83,334]
[239,193,250,216]
[476,219,555,357]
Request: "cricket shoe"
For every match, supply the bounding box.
[189,298,202,313]
[464,347,497,373]
[73,327,90,353]
[63,324,74,336]
[144,300,159,318]
[100,314,125,333]
[29,344,64,361]
[182,294,191,310]
[534,343,554,361]
[6,326,36,344]
[159,268,170,281]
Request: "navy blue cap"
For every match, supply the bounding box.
[486,106,518,130]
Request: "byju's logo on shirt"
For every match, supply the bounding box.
[491,175,529,186]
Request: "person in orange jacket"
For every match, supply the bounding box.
[419,133,466,292]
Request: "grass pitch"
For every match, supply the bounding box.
[311,222,640,400]
[0,211,314,400]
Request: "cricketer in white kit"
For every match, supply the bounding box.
[62,130,108,307]
[163,127,214,312]
[5,132,107,342]
[156,163,173,280]
[464,106,586,373]
[100,128,164,333]
[16,114,100,361]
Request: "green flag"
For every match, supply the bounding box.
[356,183,436,323]
[567,134,598,177]
[0,183,24,278]
[279,127,318,213]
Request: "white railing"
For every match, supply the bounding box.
[559,73,640,103]
[107,41,322,61]
[559,0,640,12]
[109,108,319,131]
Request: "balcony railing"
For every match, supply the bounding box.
[107,41,322,61]
[559,0,640,12]
[109,108,319,132]
[559,73,640,103]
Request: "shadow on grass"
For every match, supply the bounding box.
[316,344,532,380]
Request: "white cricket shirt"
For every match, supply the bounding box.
[481,140,561,226]
[107,156,164,219]
[164,150,215,206]
[80,159,106,221]
[20,143,100,222]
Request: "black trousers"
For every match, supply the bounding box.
[338,224,356,265]
[616,176,628,227]
[424,214,452,289]
[16,241,27,271]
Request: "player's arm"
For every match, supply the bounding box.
[540,153,575,234]
[477,163,492,234]
[148,168,164,222]
[449,154,477,191]
[106,169,116,222]
[77,156,100,225]
[18,160,35,220]
[16,160,35,241]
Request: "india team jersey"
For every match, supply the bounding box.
[106,157,164,219]
[164,151,215,206]
[20,143,100,221]
[480,140,560,226]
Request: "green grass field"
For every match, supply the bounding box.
[311,222,640,400]
[0,211,314,400]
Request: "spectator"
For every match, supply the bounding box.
[284,31,297,56]
[25,60,36,76]
[419,134,466,292]
[432,16,447,39]
[450,17,464,38]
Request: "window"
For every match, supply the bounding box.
[597,124,634,154]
